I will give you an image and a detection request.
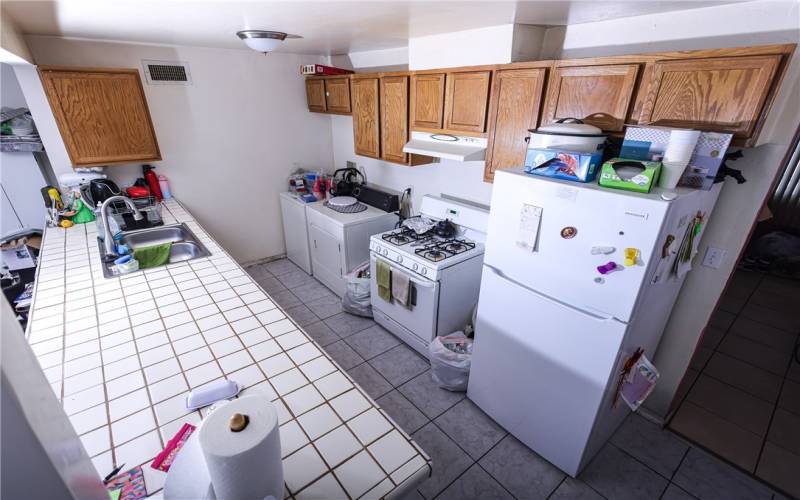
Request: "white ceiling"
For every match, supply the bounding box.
[3,0,745,55]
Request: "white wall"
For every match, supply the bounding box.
[24,36,334,263]
[0,9,33,63]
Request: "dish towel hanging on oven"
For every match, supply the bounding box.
[376,259,392,302]
[392,270,411,308]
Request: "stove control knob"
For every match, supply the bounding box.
[375,245,381,253]
[396,255,403,263]
[382,249,388,256]
[412,263,419,271]
[421,268,427,275]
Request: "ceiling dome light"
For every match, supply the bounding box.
[236,30,287,53]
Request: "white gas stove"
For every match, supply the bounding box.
[369,195,489,356]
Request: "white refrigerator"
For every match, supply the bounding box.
[468,168,722,476]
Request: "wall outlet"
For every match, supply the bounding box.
[702,246,727,269]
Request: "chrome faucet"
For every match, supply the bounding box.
[100,196,143,259]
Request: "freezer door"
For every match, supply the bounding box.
[485,172,669,321]
[468,265,628,476]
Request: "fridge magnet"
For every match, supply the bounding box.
[596,262,618,275]
[560,226,577,239]
[623,247,640,267]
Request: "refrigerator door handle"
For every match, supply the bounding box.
[484,264,622,323]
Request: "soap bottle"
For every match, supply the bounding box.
[158,175,171,199]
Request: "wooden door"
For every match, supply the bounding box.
[352,77,381,159]
[380,75,409,164]
[484,68,546,182]
[543,64,639,132]
[305,79,326,112]
[410,73,445,129]
[39,67,161,166]
[639,55,781,141]
[325,77,351,114]
[445,71,491,133]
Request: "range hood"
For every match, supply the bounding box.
[403,131,487,162]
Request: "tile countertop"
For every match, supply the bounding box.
[24,199,431,499]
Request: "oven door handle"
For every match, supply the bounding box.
[375,256,437,288]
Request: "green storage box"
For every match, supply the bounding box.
[598,158,662,193]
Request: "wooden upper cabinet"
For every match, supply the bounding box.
[380,75,409,164]
[543,64,640,132]
[39,67,161,167]
[485,68,547,182]
[305,79,327,112]
[410,73,445,129]
[445,71,491,133]
[351,77,381,159]
[638,55,782,141]
[325,77,351,114]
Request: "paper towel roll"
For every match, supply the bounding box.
[199,394,283,500]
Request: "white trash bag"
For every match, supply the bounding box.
[342,261,372,317]
[429,331,473,392]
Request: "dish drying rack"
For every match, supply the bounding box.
[96,196,163,231]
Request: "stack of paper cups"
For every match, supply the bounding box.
[199,394,283,500]
[660,129,701,189]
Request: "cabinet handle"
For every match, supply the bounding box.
[314,240,317,249]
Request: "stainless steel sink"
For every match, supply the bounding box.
[98,223,211,278]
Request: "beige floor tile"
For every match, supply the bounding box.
[717,335,792,376]
[767,408,800,455]
[687,375,773,436]
[670,401,762,472]
[756,442,800,499]
[703,352,783,403]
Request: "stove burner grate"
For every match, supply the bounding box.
[382,227,433,246]
[414,238,476,262]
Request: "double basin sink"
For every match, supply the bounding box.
[98,223,211,278]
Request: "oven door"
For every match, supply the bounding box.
[369,254,440,345]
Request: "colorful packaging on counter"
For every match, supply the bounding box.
[524,147,603,183]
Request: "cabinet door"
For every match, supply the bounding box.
[444,71,491,133]
[543,64,639,132]
[309,224,342,279]
[305,79,327,112]
[484,68,546,182]
[380,75,409,164]
[639,55,781,141]
[410,73,445,129]
[39,67,161,167]
[325,77,351,114]
[352,77,381,158]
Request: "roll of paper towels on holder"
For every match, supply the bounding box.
[201,395,283,500]
[165,394,283,500]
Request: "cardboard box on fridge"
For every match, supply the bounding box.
[620,126,732,190]
[524,147,604,183]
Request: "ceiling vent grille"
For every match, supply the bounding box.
[142,60,192,85]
